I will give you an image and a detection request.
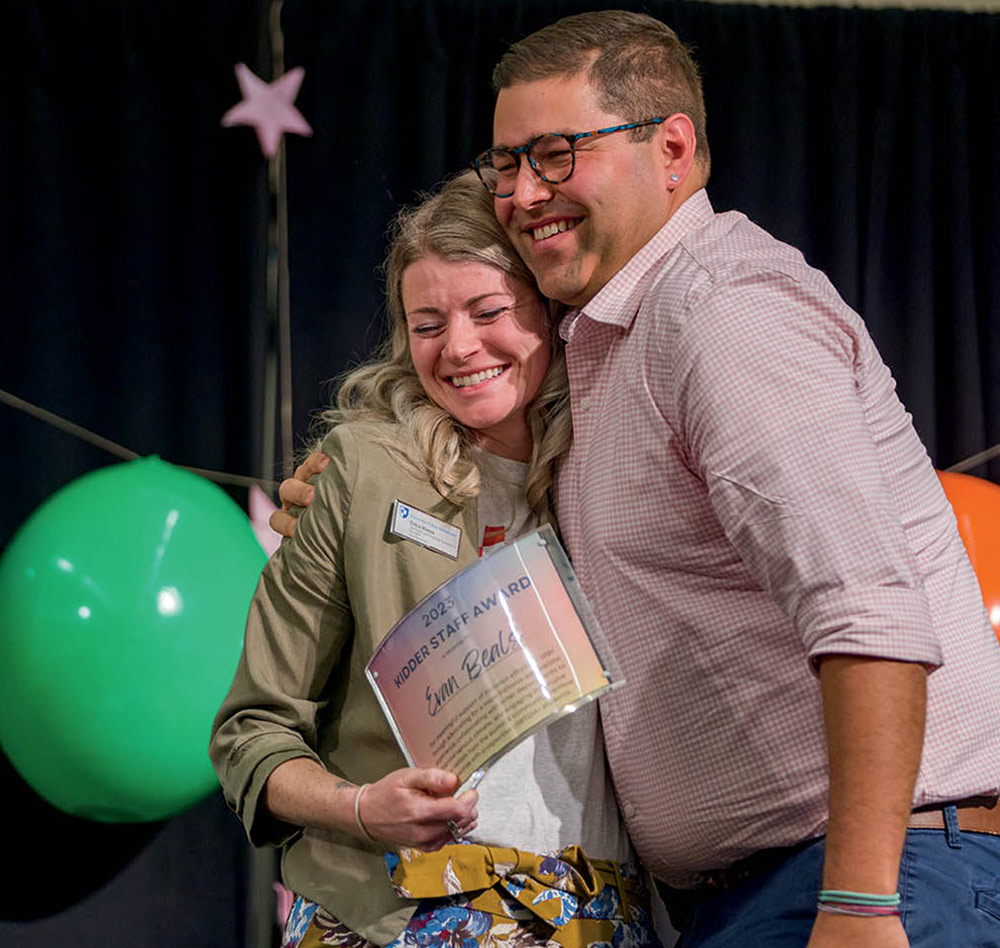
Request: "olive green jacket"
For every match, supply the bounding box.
[210,422,495,944]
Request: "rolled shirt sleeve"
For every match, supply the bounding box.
[209,427,357,847]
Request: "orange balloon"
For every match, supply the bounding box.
[938,471,1000,643]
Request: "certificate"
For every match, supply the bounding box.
[365,524,622,793]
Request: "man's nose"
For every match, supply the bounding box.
[509,158,554,209]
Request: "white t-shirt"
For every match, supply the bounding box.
[468,452,631,863]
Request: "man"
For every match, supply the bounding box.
[277,11,1000,947]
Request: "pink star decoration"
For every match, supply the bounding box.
[221,63,313,158]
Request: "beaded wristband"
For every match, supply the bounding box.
[354,783,377,842]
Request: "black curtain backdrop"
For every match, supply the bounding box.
[1,2,998,946]
[1,2,268,945]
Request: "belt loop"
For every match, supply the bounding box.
[611,862,631,924]
[944,804,962,849]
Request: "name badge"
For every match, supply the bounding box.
[390,500,461,559]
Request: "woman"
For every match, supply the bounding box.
[209,170,661,948]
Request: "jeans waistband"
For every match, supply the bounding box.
[655,797,1000,929]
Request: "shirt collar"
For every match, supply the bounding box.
[559,189,715,340]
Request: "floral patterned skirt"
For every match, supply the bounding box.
[282,843,662,948]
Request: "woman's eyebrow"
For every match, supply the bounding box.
[406,292,511,318]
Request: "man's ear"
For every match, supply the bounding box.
[658,112,698,189]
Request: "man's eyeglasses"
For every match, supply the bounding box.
[472,118,666,198]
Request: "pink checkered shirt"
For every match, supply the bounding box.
[555,189,1000,887]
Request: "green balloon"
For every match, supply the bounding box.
[0,457,266,822]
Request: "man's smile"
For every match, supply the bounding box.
[531,218,582,241]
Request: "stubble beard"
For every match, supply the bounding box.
[521,241,589,308]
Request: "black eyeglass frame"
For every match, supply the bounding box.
[472,118,667,198]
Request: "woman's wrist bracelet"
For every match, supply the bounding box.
[353,783,377,842]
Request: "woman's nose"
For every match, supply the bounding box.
[441,322,482,364]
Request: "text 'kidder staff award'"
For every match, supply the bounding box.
[366,524,623,793]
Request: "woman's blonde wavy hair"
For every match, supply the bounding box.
[316,169,570,514]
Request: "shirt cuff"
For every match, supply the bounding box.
[800,585,944,672]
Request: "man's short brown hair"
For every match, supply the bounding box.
[492,10,709,171]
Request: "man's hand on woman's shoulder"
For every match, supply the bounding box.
[269,452,330,538]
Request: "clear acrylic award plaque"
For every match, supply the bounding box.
[365,524,623,794]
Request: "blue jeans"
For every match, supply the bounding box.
[668,809,1000,947]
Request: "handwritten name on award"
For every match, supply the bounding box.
[365,525,621,788]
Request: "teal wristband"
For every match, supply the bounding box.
[818,889,901,907]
